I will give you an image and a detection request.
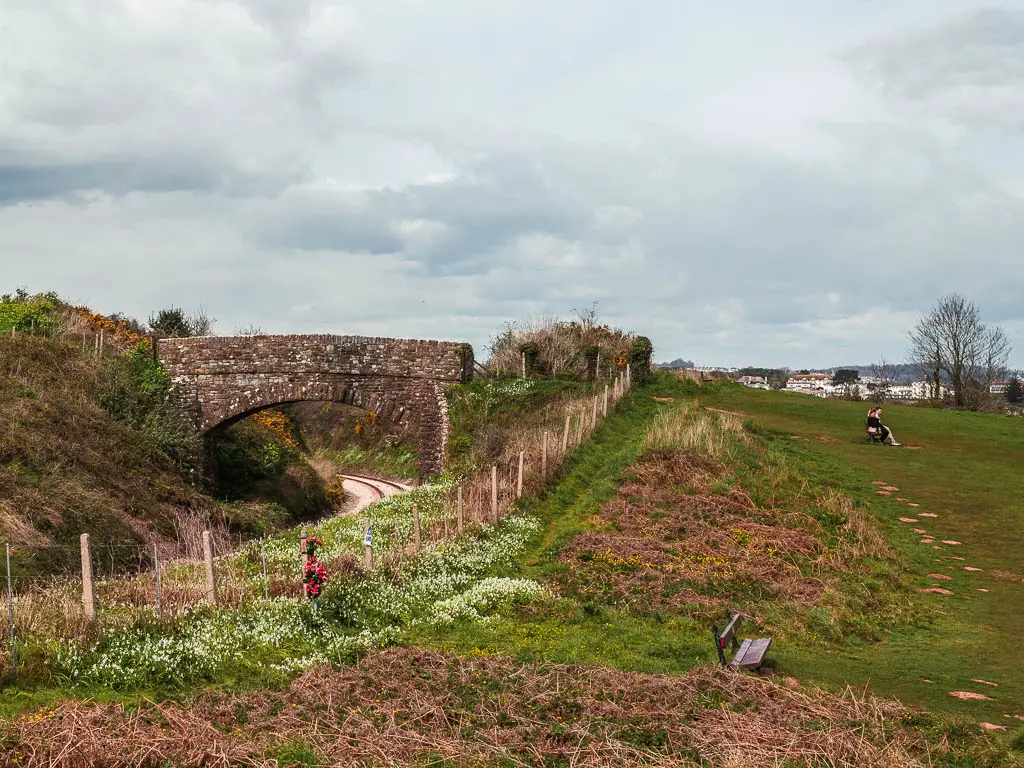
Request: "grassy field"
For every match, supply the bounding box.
[414,376,1024,739]
[698,385,1024,723]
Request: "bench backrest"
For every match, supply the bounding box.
[717,613,742,648]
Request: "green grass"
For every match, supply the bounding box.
[5,373,1022,763]
[412,374,716,673]
[698,385,1024,722]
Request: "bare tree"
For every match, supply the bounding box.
[908,294,1011,409]
[188,306,215,337]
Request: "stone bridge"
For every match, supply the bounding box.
[157,335,474,478]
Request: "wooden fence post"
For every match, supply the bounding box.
[80,533,96,620]
[575,412,583,446]
[491,465,498,522]
[261,544,270,599]
[561,411,571,455]
[363,523,373,570]
[153,544,162,618]
[299,527,308,570]
[541,432,549,479]
[516,451,524,499]
[591,396,598,429]
[521,352,527,379]
[457,486,464,533]
[603,385,609,416]
[413,504,422,551]
[202,530,217,606]
[7,543,16,678]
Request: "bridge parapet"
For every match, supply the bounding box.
[158,334,470,380]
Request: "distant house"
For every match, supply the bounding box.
[736,375,769,389]
[888,381,932,400]
[990,381,1012,394]
[785,373,832,391]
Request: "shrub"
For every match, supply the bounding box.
[148,306,215,338]
[99,345,201,472]
[487,307,635,380]
[0,289,62,334]
[629,336,654,386]
[211,408,332,521]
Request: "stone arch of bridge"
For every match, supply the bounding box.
[209,382,414,434]
[156,335,473,479]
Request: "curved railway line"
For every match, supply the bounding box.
[340,473,412,512]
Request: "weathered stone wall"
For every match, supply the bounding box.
[158,335,473,478]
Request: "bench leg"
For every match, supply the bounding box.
[711,628,727,666]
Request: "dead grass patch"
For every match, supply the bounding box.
[557,452,826,615]
[3,648,953,767]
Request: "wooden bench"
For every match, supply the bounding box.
[711,611,772,671]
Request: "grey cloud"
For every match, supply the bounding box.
[256,154,594,269]
[0,159,254,204]
[241,117,1024,351]
[0,0,357,204]
[847,8,1024,127]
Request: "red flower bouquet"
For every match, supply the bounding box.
[303,556,329,599]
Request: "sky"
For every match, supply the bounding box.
[1,0,1022,368]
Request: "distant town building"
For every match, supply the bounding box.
[736,375,769,389]
[785,374,832,391]
[888,381,934,400]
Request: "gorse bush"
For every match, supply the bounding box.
[629,336,654,386]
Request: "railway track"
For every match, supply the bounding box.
[340,473,412,513]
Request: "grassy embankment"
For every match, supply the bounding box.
[696,385,1024,721]
[414,376,914,665]
[0,333,340,575]
[0,375,611,700]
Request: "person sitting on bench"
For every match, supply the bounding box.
[867,407,901,446]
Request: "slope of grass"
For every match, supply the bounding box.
[0,334,209,574]
[699,385,1024,723]
[446,376,605,471]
